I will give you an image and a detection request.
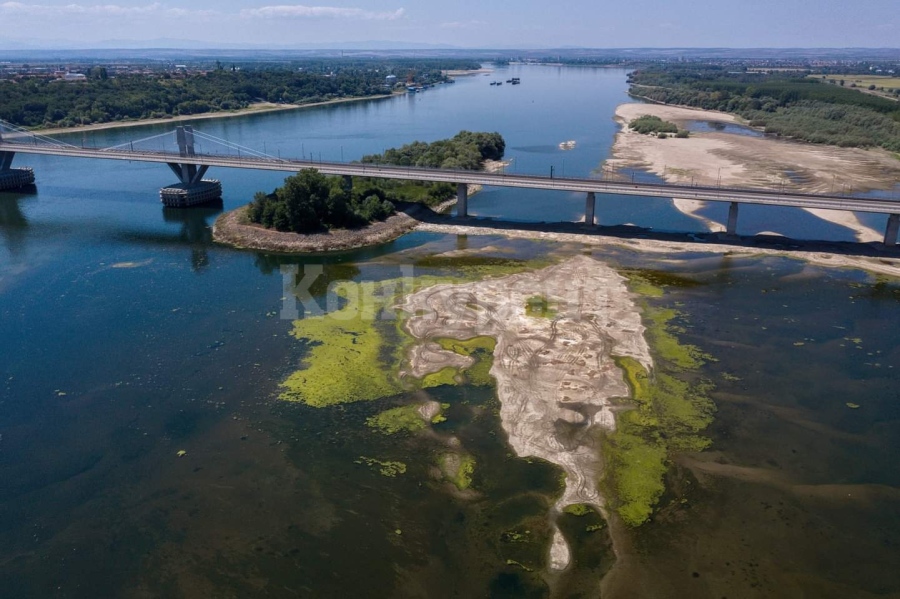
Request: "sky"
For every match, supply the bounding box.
[0,0,897,49]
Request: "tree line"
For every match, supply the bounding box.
[248,131,505,233]
[628,67,900,151]
[0,59,479,129]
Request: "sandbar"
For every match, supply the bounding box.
[606,103,900,242]
[399,255,653,570]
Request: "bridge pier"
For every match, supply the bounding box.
[160,126,221,207]
[0,139,36,191]
[726,202,740,236]
[584,192,596,225]
[457,183,468,217]
[885,214,900,247]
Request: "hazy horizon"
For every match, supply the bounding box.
[0,0,897,50]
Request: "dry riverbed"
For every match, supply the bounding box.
[606,103,900,242]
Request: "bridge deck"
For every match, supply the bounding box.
[2,142,899,215]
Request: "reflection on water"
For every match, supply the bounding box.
[0,191,32,257]
[684,119,765,138]
[161,202,223,271]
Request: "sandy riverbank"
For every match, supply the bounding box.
[442,68,494,77]
[606,103,900,242]
[33,94,397,137]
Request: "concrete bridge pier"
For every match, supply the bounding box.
[0,130,36,191]
[584,192,596,225]
[884,214,900,246]
[160,126,221,207]
[457,183,468,217]
[726,202,740,236]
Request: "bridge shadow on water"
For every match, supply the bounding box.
[411,205,900,261]
[0,187,37,257]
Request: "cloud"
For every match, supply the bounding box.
[240,5,405,20]
[0,2,216,17]
[440,20,487,29]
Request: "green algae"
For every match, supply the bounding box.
[623,274,665,298]
[433,336,497,387]
[421,367,460,389]
[281,284,401,407]
[500,529,532,543]
[524,295,558,319]
[440,452,476,490]
[562,504,594,517]
[356,456,407,477]
[431,403,451,424]
[644,308,714,369]
[505,559,534,572]
[366,404,428,435]
[603,302,716,527]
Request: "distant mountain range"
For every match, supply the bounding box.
[0,39,897,61]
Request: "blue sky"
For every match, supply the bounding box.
[0,0,897,48]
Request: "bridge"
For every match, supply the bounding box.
[1,120,899,246]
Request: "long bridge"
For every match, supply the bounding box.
[2,122,899,245]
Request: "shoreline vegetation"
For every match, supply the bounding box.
[2,58,480,133]
[33,95,398,136]
[231,131,505,240]
[627,67,900,151]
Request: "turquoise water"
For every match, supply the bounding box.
[1,66,900,598]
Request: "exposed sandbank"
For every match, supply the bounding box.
[399,255,653,570]
[607,103,900,243]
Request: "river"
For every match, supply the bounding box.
[1,65,899,598]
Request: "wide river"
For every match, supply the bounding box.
[1,65,899,598]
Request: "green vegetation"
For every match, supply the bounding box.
[603,278,716,527]
[440,453,476,490]
[248,169,395,233]
[0,59,479,128]
[366,404,428,435]
[281,282,401,407]
[524,295,558,318]
[562,503,594,517]
[356,456,407,477]
[361,131,505,170]
[629,67,900,151]
[249,131,507,233]
[629,114,680,136]
[434,336,497,387]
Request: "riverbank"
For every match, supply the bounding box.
[34,94,398,136]
[606,103,900,242]
[213,198,456,253]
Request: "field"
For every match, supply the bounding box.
[810,74,900,100]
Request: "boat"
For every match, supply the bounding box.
[558,140,576,150]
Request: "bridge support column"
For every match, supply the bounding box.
[884,214,900,247]
[584,192,596,226]
[0,149,35,191]
[457,183,468,218]
[160,126,221,207]
[726,202,740,236]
